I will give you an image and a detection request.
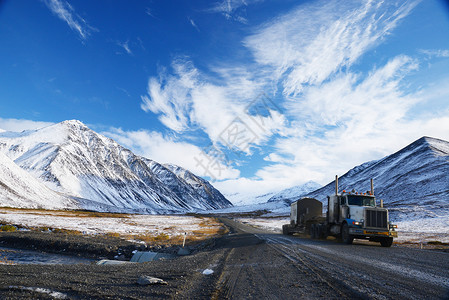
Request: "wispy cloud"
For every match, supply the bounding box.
[419,49,449,58]
[141,59,197,132]
[207,0,262,23]
[146,7,156,18]
[188,17,200,32]
[43,0,97,40]
[0,118,54,132]
[116,87,131,97]
[116,40,133,55]
[268,72,449,188]
[261,55,423,184]
[141,58,284,153]
[102,127,240,180]
[244,0,420,97]
[139,0,448,198]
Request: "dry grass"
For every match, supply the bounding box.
[51,228,83,235]
[127,229,226,245]
[0,225,17,232]
[0,249,16,265]
[105,232,121,238]
[0,207,229,246]
[0,207,130,219]
[188,217,229,243]
[124,217,229,246]
[427,240,449,245]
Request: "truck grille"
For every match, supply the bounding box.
[365,209,387,229]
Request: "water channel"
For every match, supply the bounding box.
[0,247,95,265]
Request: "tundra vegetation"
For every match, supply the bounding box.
[0,207,228,246]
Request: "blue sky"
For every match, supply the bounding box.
[1,0,449,202]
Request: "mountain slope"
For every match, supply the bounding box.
[163,163,231,209]
[0,151,78,209]
[0,120,232,213]
[267,181,322,205]
[305,136,449,220]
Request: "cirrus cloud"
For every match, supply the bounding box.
[102,127,241,181]
[244,0,419,97]
[43,0,97,40]
[139,0,449,202]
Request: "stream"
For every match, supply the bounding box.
[0,247,95,265]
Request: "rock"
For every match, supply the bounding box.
[177,247,190,256]
[114,254,126,261]
[96,259,135,265]
[131,251,176,262]
[137,276,168,286]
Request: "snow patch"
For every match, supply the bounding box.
[202,269,214,275]
[8,286,67,299]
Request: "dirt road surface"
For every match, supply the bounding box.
[1,217,448,299]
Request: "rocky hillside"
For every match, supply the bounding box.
[0,120,232,213]
[0,151,77,210]
[305,136,449,220]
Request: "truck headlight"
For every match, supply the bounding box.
[352,221,362,226]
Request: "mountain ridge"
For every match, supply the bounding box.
[266,181,322,204]
[0,120,232,213]
[303,136,449,221]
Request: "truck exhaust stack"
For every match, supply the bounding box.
[371,178,374,195]
[335,175,338,196]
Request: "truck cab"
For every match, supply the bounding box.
[327,191,397,246]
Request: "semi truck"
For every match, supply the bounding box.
[282,176,398,247]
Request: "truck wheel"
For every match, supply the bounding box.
[319,225,328,240]
[380,237,393,247]
[341,223,353,245]
[316,224,324,239]
[310,224,317,239]
[321,225,329,240]
[282,224,290,235]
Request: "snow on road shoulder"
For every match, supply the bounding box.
[236,217,289,233]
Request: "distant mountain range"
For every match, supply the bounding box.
[0,120,232,213]
[266,181,322,204]
[1,119,447,221]
[269,136,449,221]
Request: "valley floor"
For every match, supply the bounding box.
[0,216,448,299]
[0,207,226,248]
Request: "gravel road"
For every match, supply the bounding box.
[1,218,448,299]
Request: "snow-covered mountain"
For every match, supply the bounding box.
[304,136,449,221]
[224,191,279,207]
[162,163,230,208]
[216,181,322,213]
[0,120,232,213]
[267,181,322,205]
[0,151,78,210]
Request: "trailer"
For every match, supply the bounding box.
[282,176,398,247]
[282,198,324,235]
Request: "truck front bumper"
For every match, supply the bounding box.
[349,228,398,238]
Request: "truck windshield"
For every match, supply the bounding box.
[347,195,375,207]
